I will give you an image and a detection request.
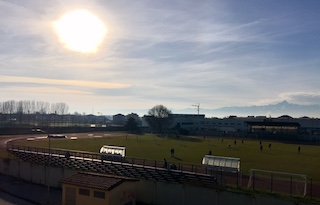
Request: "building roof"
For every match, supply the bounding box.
[113,114,125,117]
[61,172,137,191]
[245,121,300,127]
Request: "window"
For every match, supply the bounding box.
[94,191,105,199]
[79,188,90,196]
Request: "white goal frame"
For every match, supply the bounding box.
[247,169,307,197]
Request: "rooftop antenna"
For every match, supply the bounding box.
[192,103,200,115]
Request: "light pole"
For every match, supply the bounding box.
[32,128,50,204]
[47,134,51,205]
[43,130,51,205]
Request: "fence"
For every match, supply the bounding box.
[246,169,319,200]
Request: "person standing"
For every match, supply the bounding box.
[163,158,168,169]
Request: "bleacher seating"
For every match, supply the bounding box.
[8,145,219,189]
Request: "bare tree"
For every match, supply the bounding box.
[0,100,16,125]
[36,101,50,114]
[30,100,36,114]
[145,105,173,134]
[16,101,23,114]
[16,101,23,124]
[0,102,3,125]
[2,100,16,114]
[52,102,69,115]
[22,100,31,114]
[0,102,3,113]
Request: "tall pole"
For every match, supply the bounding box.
[47,134,51,205]
[33,128,51,204]
[39,129,51,205]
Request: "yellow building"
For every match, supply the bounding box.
[61,172,138,205]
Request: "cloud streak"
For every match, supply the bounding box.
[0,75,131,89]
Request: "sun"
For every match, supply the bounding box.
[54,9,107,53]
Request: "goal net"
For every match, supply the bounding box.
[247,169,307,197]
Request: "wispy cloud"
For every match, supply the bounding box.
[1,86,90,95]
[0,75,131,89]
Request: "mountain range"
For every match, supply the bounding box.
[176,101,320,118]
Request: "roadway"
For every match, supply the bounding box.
[0,132,124,150]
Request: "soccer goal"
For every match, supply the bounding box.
[247,169,307,197]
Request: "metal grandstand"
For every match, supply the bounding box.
[7,144,221,189]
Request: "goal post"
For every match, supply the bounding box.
[248,169,307,197]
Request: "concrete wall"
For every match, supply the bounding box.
[31,163,46,185]
[110,181,136,205]
[0,157,314,205]
[0,157,77,188]
[135,180,313,205]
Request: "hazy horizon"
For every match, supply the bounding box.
[1,98,320,119]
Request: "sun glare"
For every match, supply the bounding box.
[54,9,107,53]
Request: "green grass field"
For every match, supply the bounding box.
[15,133,320,181]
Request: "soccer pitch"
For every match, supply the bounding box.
[16,133,320,181]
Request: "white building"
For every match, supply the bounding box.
[170,114,248,133]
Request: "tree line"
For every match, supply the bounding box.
[0,100,175,135]
[0,100,76,128]
[0,100,69,115]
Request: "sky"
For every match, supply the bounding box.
[1,0,320,117]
